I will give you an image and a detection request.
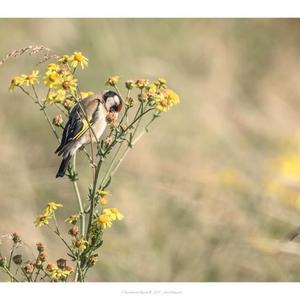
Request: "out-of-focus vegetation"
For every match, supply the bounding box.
[2,19,300,281]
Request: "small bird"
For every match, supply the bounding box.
[55,90,122,178]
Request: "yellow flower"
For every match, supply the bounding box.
[34,215,51,227]
[104,208,124,221]
[80,91,94,99]
[105,75,120,87]
[73,238,88,253]
[44,71,62,88]
[65,213,80,224]
[155,93,169,112]
[97,190,112,197]
[158,78,167,84]
[9,76,25,91]
[97,214,112,229]
[162,88,180,106]
[61,74,78,93]
[22,70,39,86]
[155,88,180,112]
[49,266,71,281]
[146,83,157,94]
[47,63,61,72]
[44,202,63,216]
[58,55,70,64]
[69,52,88,69]
[99,198,108,206]
[125,80,135,90]
[135,79,149,89]
[46,89,66,104]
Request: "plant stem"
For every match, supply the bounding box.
[72,153,85,236]
[85,158,103,239]
[0,266,19,282]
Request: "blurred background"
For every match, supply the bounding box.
[2,19,300,281]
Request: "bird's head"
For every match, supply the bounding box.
[102,90,122,113]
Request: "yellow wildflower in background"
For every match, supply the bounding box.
[104,208,124,221]
[61,74,78,93]
[22,70,39,86]
[34,202,63,227]
[69,52,88,69]
[47,89,66,104]
[80,91,94,99]
[47,63,61,72]
[9,76,25,91]
[106,75,120,87]
[48,265,72,281]
[97,190,112,197]
[97,214,112,229]
[65,213,80,224]
[44,71,61,88]
[34,215,51,227]
[58,55,70,64]
[9,70,39,91]
[155,88,180,112]
[99,198,108,206]
[146,83,157,94]
[73,238,88,253]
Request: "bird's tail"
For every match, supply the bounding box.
[56,154,72,178]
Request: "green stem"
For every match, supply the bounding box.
[72,153,85,236]
[0,266,19,282]
[85,158,103,239]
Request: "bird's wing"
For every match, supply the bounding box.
[55,105,92,154]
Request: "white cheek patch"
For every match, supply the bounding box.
[113,95,120,105]
[106,97,114,109]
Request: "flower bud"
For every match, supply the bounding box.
[135,79,149,89]
[11,233,21,244]
[39,252,47,263]
[125,80,135,90]
[46,263,55,272]
[52,114,63,127]
[12,254,22,265]
[56,258,67,270]
[68,226,79,237]
[105,75,120,87]
[99,198,108,206]
[88,254,98,267]
[63,99,74,109]
[23,263,34,274]
[138,93,148,102]
[36,242,45,253]
[125,96,134,107]
[104,136,113,146]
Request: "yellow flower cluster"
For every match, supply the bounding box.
[34,201,63,227]
[9,70,39,91]
[58,52,88,69]
[44,63,77,104]
[47,264,73,282]
[97,208,124,229]
[72,238,89,253]
[106,75,180,113]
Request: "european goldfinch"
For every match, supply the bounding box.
[55,90,122,178]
